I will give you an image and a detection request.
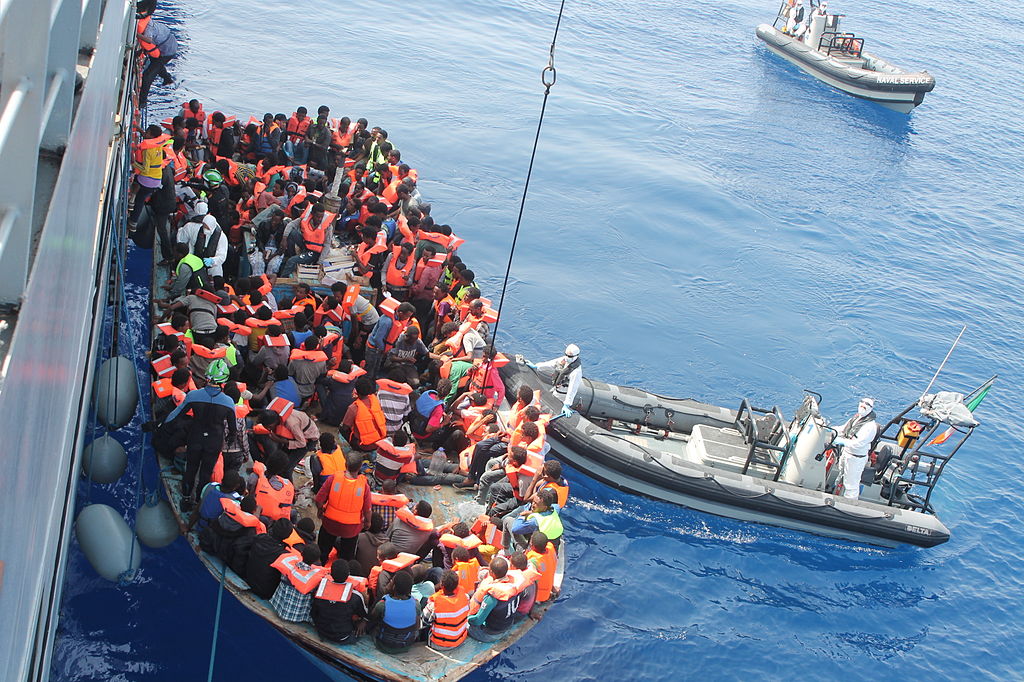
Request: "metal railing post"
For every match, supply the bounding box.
[42,0,80,150]
[0,0,50,304]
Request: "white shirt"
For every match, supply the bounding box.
[837,419,878,458]
[537,355,582,409]
[177,215,227,277]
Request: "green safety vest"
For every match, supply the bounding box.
[528,509,563,540]
[176,252,206,288]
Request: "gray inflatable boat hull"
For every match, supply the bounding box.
[756,24,935,112]
[501,362,950,548]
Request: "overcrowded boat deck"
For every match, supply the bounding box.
[138,78,568,677]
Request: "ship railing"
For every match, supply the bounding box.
[735,399,792,481]
[818,31,864,58]
[874,406,974,514]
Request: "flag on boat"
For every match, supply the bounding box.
[928,379,994,445]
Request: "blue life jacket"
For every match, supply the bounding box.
[415,390,444,418]
[377,595,419,649]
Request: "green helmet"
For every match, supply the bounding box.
[206,358,230,385]
[203,169,224,187]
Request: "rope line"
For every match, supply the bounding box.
[207,561,228,682]
[486,0,568,356]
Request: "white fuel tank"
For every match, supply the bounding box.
[780,410,830,489]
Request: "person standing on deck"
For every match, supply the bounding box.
[135,0,177,108]
[833,397,879,500]
[519,344,582,418]
[177,202,227,279]
[161,360,237,511]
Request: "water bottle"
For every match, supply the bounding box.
[429,448,446,475]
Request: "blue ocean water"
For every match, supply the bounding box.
[52,0,1024,680]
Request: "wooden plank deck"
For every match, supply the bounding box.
[151,245,562,681]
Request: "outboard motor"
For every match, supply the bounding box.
[780,394,830,489]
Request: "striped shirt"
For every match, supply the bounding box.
[377,389,411,435]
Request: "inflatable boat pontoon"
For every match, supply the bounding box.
[501,361,987,548]
[756,1,935,112]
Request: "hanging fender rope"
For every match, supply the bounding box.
[486,0,567,363]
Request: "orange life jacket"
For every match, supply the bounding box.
[526,542,558,602]
[374,440,418,475]
[540,479,570,508]
[219,497,267,534]
[454,560,480,597]
[394,505,433,532]
[439,533,482,550]
[313,577,354,604]
[385,245,416,288]
[181,101,206,122]
[429,590,470,648]
[352,395,386,448]
[316,447,346,479]
[289,348,328,363]
[323,474,369,526]
[271,552,328,595]
[300,208,334,254]
[151,378,186,404]
[368,552,419,594]
[471,514,504,550]
[370,492,411,508]
[252,460,294,521]
[286,113,311,140]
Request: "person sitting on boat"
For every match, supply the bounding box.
[311,559,369,645]
[524,459,570,510]
[270,543,328,623]
[475,446,529,508]
[519,344,582,418]
[425,569,471,651]
[355,512,389,578]
[189,469,244,533]
[527,531,559,608]
[370,570,422,654]
[508,487,564,551]
[244,518,294,599]
[467,556,525,642]
[202,495,265,577]
[783,0,807,36]
[508,552,538,622]
[386,500,437,559]
[832,397,879,500]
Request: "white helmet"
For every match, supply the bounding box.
[564,343,580,359]
[194,201,209,216]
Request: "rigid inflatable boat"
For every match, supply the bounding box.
[501,361,987,548]
[756,2,935,112]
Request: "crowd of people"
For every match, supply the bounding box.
[136,74,573,652]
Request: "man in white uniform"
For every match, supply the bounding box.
[177,201,227,278]
[521,344,582,418]
[833,397,878,499]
